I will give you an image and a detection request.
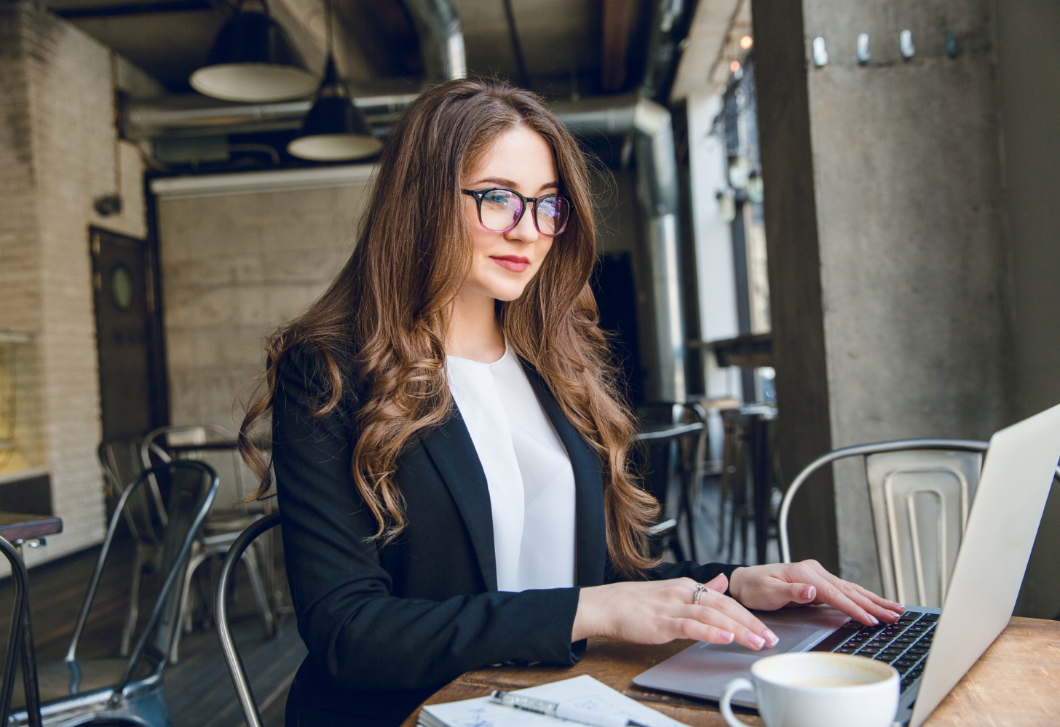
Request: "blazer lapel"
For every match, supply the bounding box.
[420,409,499,591]
[521,362,608,587]
[421,361,609,592]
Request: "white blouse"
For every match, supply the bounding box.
[446,342,577,592]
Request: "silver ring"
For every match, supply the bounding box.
[693,582,706,605]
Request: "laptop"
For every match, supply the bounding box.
[633,402,1060,727]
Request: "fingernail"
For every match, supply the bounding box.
[719,630,735,643]
[868,615,879,625]
[885,610,901,621]
[801,585,816,600]
[890,601,906,611]
[764,629,779,647]
[748,633,766,649]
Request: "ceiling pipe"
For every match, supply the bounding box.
[554,93,685,402]
[404,0,466,82]
[122,94,418,140]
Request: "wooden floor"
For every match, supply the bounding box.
[0,477,747,727]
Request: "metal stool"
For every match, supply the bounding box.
[719,405,780,564]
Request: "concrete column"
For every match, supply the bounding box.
[994,1,1060,619]
[750,0,839,573]
[753,0,1012,585]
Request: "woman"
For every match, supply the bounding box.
[239,78,903,727]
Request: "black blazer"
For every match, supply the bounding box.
[272,345,738,727]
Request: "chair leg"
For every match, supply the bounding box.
[719,420,738,560]
[733,425,753,563]
[729,506,740,563]
[242,542,276,638]
[679,461,698,563]
[739,472,751,563]
[170,550,209,665]
[725,437,745,562]
[121,546,149,657]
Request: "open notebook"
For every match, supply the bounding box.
[417,674,686,727]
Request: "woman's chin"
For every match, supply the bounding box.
[484,280,532,302]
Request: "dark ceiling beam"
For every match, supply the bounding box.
[601,0,637,91]
[52,0,216,20]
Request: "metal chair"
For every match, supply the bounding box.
[778,439,992,607]
[98,438,170,658]
[141,424,274,663]
[780,439,1060,607]
[7,461,218,727]
[0,535,31,726]
[216,513,282,727]
[634,402,708,562]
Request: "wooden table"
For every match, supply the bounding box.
[0,512,63,727]
[691,334,773,370]
[402,617,1060,726]
[0,512,62,542]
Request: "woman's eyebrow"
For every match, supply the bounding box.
[472,176,519,188]
[471,177,560,192]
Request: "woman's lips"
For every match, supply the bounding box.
[491,255,530,273]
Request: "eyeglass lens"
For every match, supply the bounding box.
[479,189,569,236]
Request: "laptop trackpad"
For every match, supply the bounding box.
[631,607,852,707]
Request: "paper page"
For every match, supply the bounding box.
[421,674,687,727]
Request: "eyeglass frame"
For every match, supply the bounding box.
[461,187,572,237]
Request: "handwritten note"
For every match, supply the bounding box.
[418,674,687,727]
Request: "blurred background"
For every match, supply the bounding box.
[0,0,1057,724]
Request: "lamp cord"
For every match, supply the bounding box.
[325,0,333,59]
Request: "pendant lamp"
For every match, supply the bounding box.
[287,0,382,161]
[190,0,318,103]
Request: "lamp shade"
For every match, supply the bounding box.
[190,9,318,103]
[287,58,382,161]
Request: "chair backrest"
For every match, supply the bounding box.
[142,424,255,513]
[98,438,166,547]
[98,437,141,501]
[66,461,218,693]
[215,512,281,727]
[633,402,708,505]
[778,439,990,607]
[0,537,29,726]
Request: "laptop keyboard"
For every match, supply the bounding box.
[830,611,937,691]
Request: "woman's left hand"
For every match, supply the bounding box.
[728,560,905,626]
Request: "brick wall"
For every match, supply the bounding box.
[0,0,147,565]
[155,176,371,439]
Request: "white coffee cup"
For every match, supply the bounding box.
[720,652,899,727]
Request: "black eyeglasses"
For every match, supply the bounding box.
[461,187,572,237]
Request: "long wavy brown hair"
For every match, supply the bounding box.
[239,77,659,578]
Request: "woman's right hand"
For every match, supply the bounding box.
[572,574,780,651]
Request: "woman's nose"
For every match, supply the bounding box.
[505,205,540,243]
